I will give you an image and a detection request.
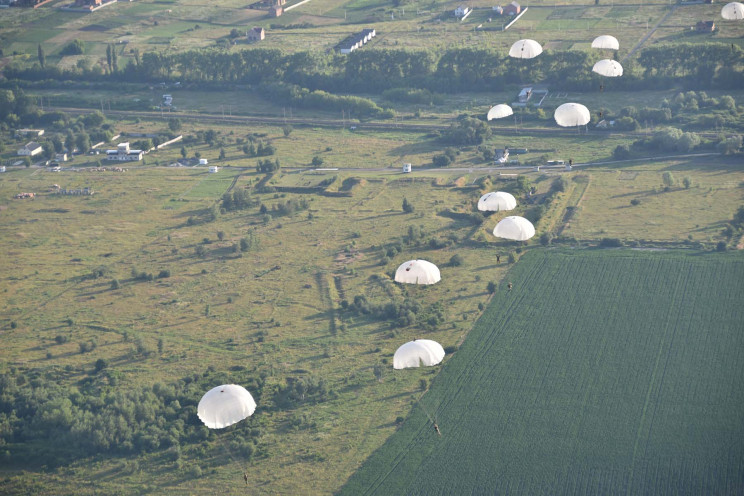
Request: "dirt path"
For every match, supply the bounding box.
[622,4,678,63]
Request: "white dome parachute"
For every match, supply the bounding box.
[493,216,535,241]
[721,2,744,19]
[592,59,623,77]
[487,104,514,121]
[478,191,517,212]
[393,339,445,369]
[508,39,543,59]
[198,384,257,429]
[554,102,591,127]
[591,35,620,50]
[394,260,441,285]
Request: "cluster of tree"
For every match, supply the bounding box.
[243,140,275,157]
[274,376,336,409]
[431,147,458,167]
[257,82,393,119]
[256,158,281,173]
[614,127,710,159]
[0,366,264,468]
[438,117,492,145]
[343,295,446,328]
[221,189,253,211]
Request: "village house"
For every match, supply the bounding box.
[247,27,265,42]
[695,20,716,32]
[55,153,68,162]
[503,1,520,15]
[454,5,471,17]
[17,142,43,156]
[336,28,376,54]
[269,5,282,16]
[106,142,144,162]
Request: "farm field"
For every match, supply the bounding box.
[341,248,744,495]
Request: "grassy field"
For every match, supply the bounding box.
[340,248,744,495]
[4,1,744,63]
[0,163,520,495]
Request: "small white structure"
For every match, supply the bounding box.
[209,166,220,173]
[592,59,623,77]
[487,104,514,121]
[0,166,6,173]
[554,103,591,127]
[393,339,445,369]
[55,153,68,162]
[403,163,412,173]
[17,142,43,156]
[591,35,620,50]
[721,2,744,20]
[162,94,173,106]
[394,260,441,285]
[199,158,209,165]
[478,191,517,212]
[455,5,471,17]
[197,384,256,429]
[106,142,144,161]
[509,39,542,59]
[493,216,535,241]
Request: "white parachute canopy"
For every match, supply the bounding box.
[721,2,744,19]
[198,384,257,429]
[493,216,536,241]
[554,102,591,127]
[478,191,517,212]
[592,59,623,77]
[394,259,441,285]
[509,39,543,59]
[487,104,514,121]
[591,35,620,50]
[393,339,445,369]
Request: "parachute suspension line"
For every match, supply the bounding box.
[216,431,248,477]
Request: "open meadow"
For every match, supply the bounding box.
[341,248,744,495]
[1,0,744,493]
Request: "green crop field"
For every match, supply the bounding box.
[341,248,744,495]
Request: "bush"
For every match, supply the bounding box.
[716,241,727,252]
[599,238,623,248]
[449,254,464,267]
[630,198,641,206]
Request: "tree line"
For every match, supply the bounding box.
[5,43,743,94]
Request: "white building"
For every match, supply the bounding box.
[17,142,43,156]
[199,158,208,165]
[455,5,471,17]
[403,163,412,173]
[106,142,143,162]
[0,166,6,173]
[209,166,220,173]
[55,153,68,162]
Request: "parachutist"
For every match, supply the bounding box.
[507,282,513,291]
[496,255,501,264]
[599,84,604,92]
[244,473,249,485]
[433,423,441,436]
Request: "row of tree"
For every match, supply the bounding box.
[6,43,743,93]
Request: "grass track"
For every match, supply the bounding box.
[340,248,744,495]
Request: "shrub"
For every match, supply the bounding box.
[630,198,641,206]
[599,238,623,248]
